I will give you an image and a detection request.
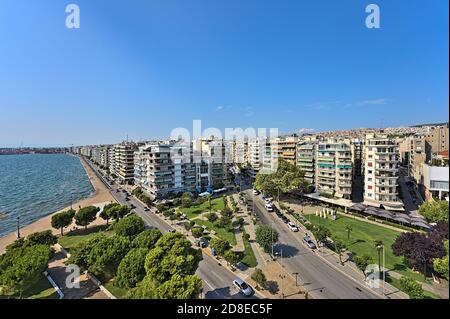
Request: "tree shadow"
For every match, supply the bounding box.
[273,243,299,258]
[393,264,407,272]
[266,281,279,295]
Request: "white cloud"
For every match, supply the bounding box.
[357,98,387,106]
[216,106,224,111]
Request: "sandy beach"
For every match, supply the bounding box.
[0,156,115,254]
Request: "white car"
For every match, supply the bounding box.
[252,189,260,195]
[264,203,274,212]
[233,278,253,297]
[264,198,271,204]
[287,222,299,232]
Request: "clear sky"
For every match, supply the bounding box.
[0,0,448,147]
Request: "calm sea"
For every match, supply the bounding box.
[0,154,94,237]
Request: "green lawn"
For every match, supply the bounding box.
[241,231,258,268]
[103,278,129,299]
[58,224,114,251]
[179,197,226,219]
[195,220,236,245]
[1,275,59,299]
[307,214,424,282]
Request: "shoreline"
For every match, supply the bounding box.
[0,155,115,254]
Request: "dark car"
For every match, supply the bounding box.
[144,207,150,212]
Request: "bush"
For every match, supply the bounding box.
[399,276,424,299]
[206,212,218,223]
[251,268,267,289]
[191,227,204,238]
[26,230,57,247]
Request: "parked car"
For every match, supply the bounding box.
[281,216,290,224]
[233,278,254,297]
[252,189,260,195]
[264,203,274,212]
[130,204,136,209]
[303,236,317,249]
[287,222,299,232]
[144,207,150,211]
[264,198,271,204]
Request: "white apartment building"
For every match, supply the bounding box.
[421,164,449,201]
[297,142,316,185]
[315,140,353,199]
[113,142,138,185]
[363,133,403,210]
[248,138,278,179]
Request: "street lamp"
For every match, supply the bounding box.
[16,216,20,239]
[292,272,299,287]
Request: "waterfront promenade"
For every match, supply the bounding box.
[0,156,115,253]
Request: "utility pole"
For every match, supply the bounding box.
[16,216,20,239]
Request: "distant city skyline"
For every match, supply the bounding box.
[0,0,448,147]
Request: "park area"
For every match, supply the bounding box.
[307,214,425,282]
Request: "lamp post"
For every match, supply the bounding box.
[16,216,20,239]
[292,272,299,287]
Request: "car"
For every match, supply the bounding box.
[252,189,260,195]
[130,204,136,209]
[264,203,274,212]
[264,198,271,204]
[125,197,130,201]
[303,236,317,249]
[144,207,150,211]
[233,278,253,297]
[281,216,290,224]
[275,210,283,217]
[287,222,299,232]
[167,228,176,233]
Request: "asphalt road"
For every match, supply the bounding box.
[84,158,254,299]
[245,190,380,299]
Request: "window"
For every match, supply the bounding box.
[368,170,373,174]
[367,193,372,197]
[430,180,449,190]
[368,185,373,189]
[368,178,372,182]
[368,162,373,167]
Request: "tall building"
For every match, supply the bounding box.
[113,142,138,185]
[134,141,197,199]
[424,124,449,154]
[315,140,353,199]
[296,142,316,185]
[363,133,403,210]
[276,136,298,165]
[248,138,277,179]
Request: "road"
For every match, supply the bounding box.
[398,166,423,215]
[245,189,380,299]
[83,158,253,299]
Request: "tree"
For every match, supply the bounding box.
[345,224,353,243]
[0,244,53,297]
[51,209,75,236]
[131,274,202,299]
[399,276,424,299]
[132,229,162,250]
[75,206,100,230]
[224,250,242,266]
[181,193,192,208]
[206,212,218,223]
[191,227,204,238]
[354,254,373,277]
[86,235,131,278]
[419,200,449,223]
[255,225,279,253]
[333,238,347,265]
[100,203,120,225]
[210,238,231,255]
[144,232,202,283]
[114,214,145,239]
[115,248,149,289]
[392,232,445,276]
[433,240,449,280]
[216,216,232,230]
[26,230,57,247]
[110,205,131,221]
[312,226,330,247]
[251,268,267,290]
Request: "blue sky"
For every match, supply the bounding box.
[0,0,448,147]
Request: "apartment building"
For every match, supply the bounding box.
[231,139,249,167]
[363,133,403,210]
[424,124,449,154]
[296,142,316,185]
[134,141,197,199]
[276,136,298,165]
[315,140,353,199]
[248,138,278,179]
[113,142,138,185]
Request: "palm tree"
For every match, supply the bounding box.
[374,240,383,273]
[345,224,352,243]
